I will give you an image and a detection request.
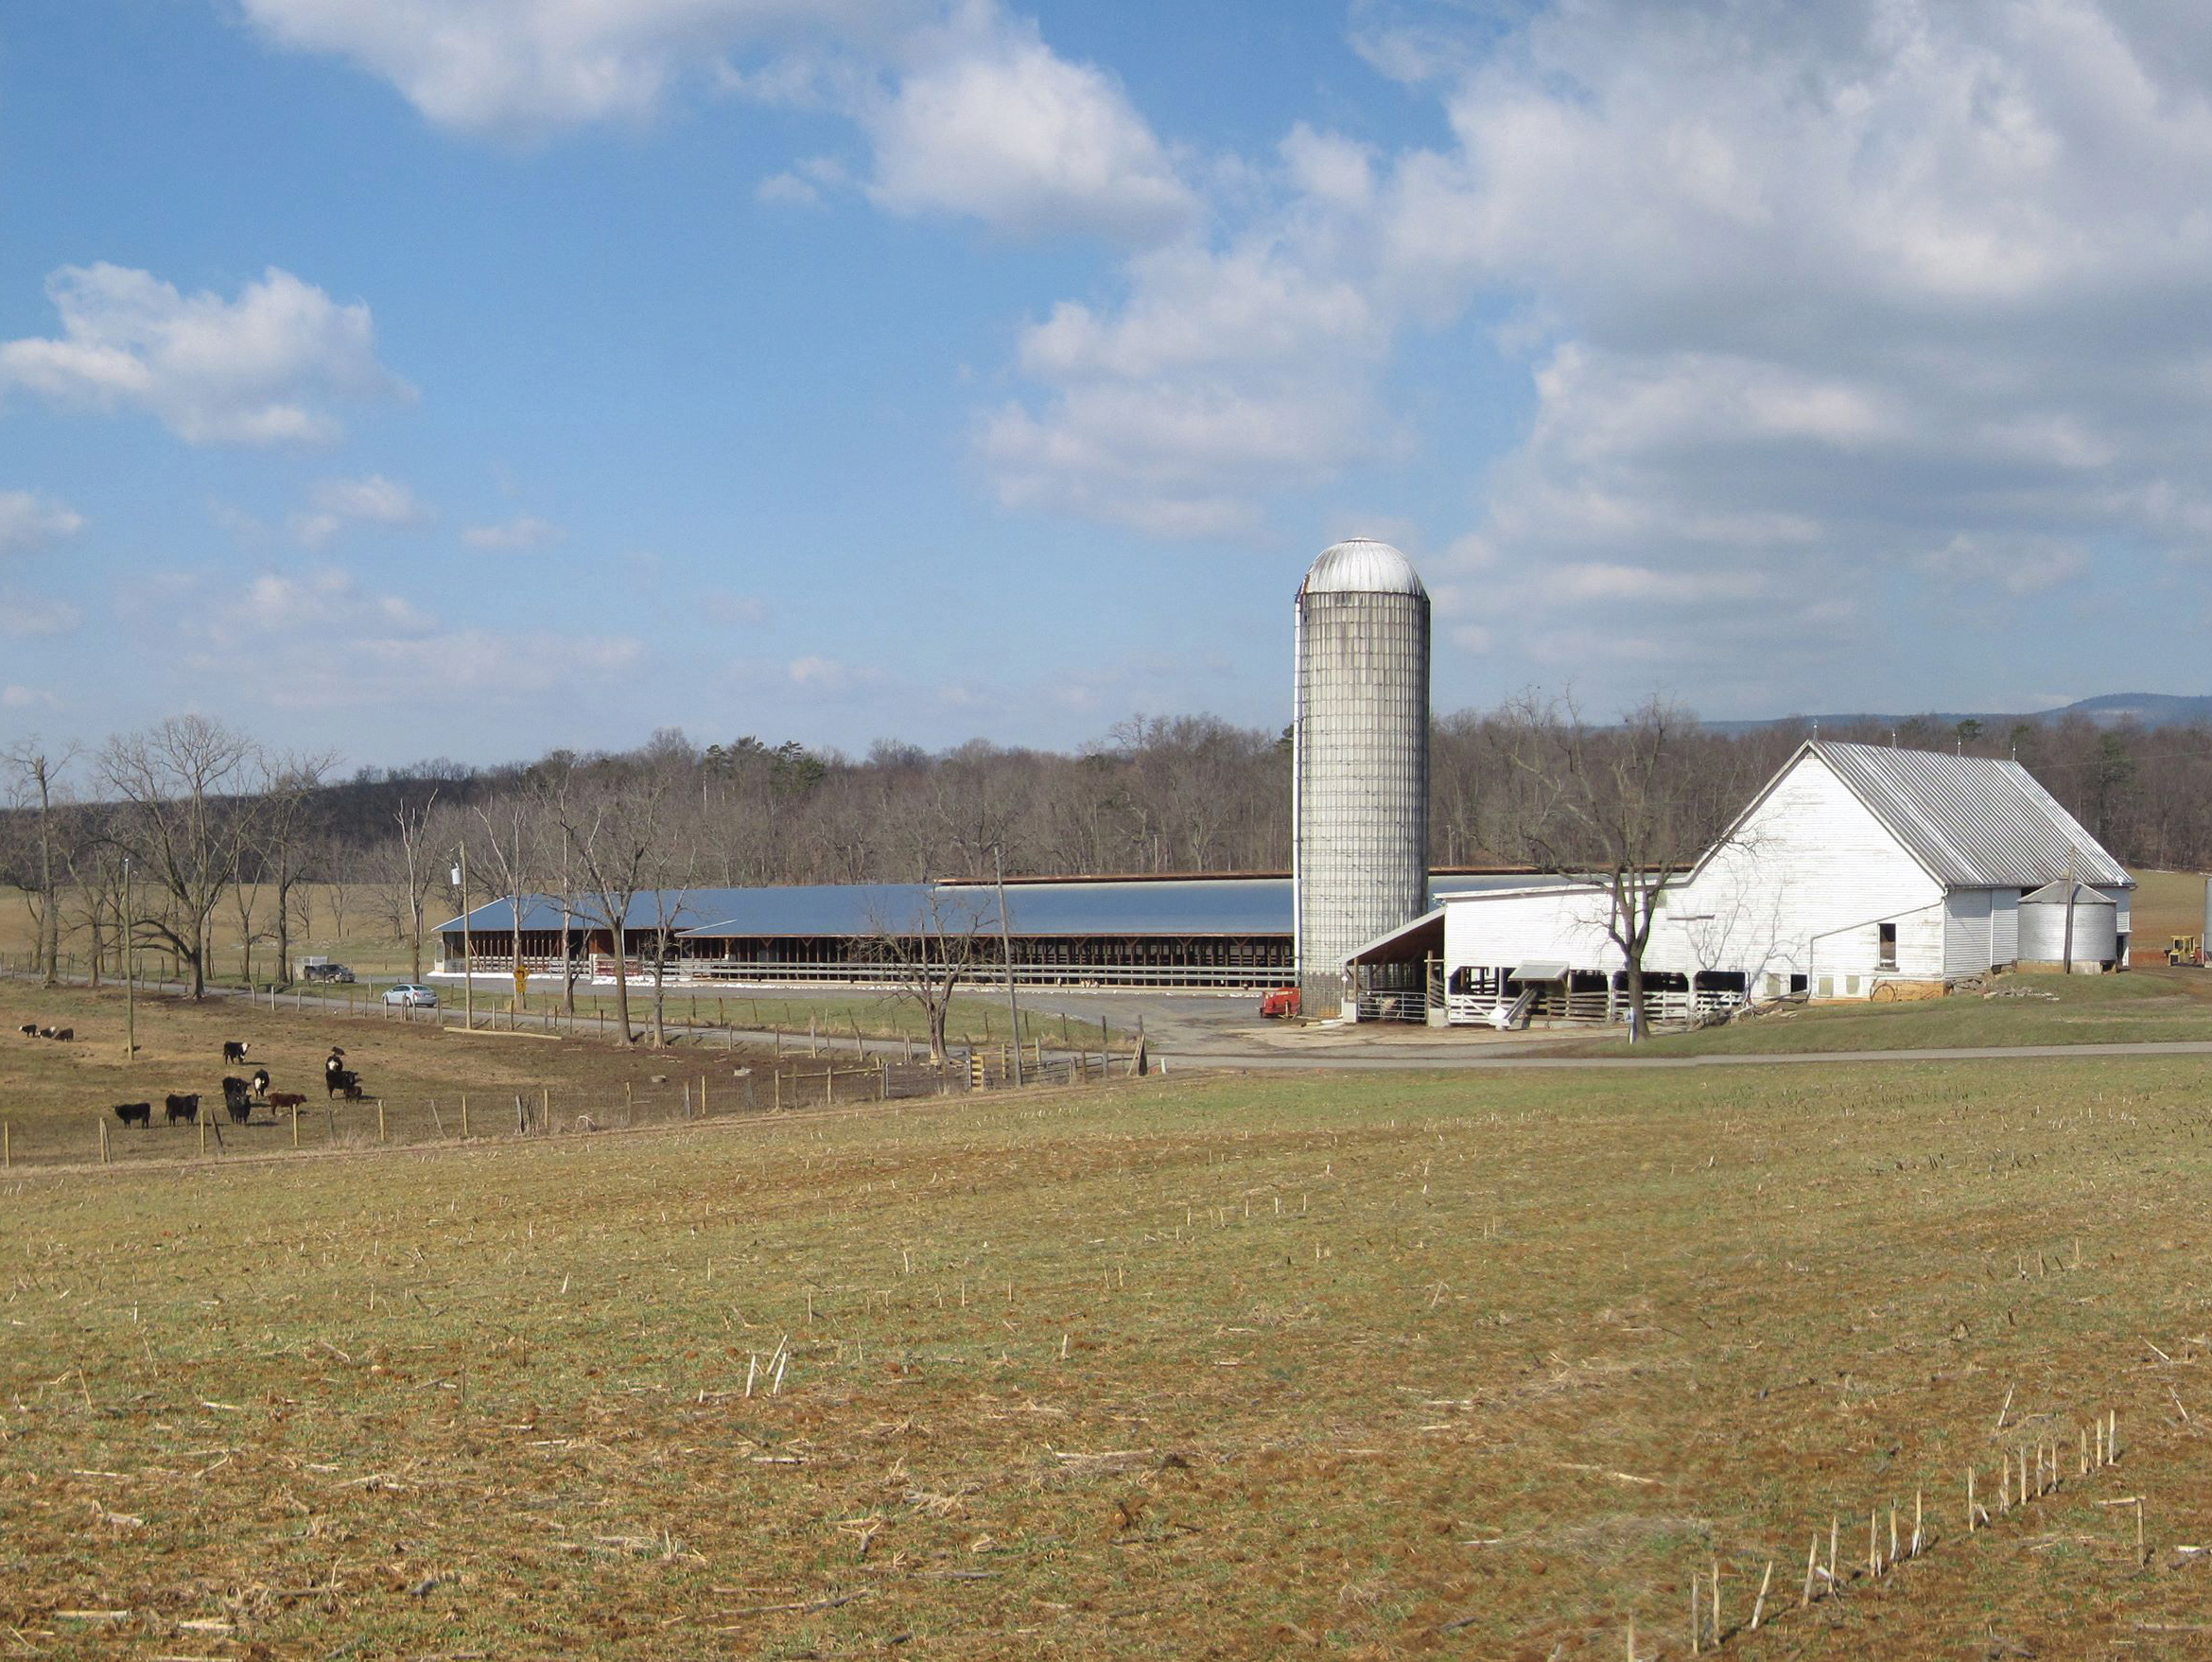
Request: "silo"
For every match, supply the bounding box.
[2017,881,2118,969]
[1293,538,1431,1015]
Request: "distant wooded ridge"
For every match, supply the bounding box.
[4,692,2206,996]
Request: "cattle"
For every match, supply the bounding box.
[221,1076,252,1118]
[164,1093,200,1125]
[268,1091,305,1111]
[340,1082,366,1102]
[250,1067,270,1098]
[324,1068,360,1098]
[37,1025,54,1039]
[225,1096,253,1126]
[222,1041,249,1063]
[113,1102,151,1128]
[49,1027,71,1042]
[18,1023,34,1037]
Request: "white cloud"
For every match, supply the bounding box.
[0,264,411,446]
[862,9,1196,238]
[0,595,82,638]
[239,0,1194,240]
[462,512,563,550]
[290,473,436,547]
[173,566,639,708]
[0,490,84,556]
[0,685,59,710]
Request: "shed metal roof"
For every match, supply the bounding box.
[2020,879,2116,907]
[1810,743,2132,890]
[440,873,1550,941]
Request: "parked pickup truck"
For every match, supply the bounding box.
[300,958,356,984]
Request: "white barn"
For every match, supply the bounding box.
[1351,742,2134,1026]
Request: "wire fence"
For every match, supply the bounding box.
[2,1043,1144,1173]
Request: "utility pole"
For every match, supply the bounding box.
[995,843,1022,1087]
[454,842,474,1030]
[2061,848,2077,976]
[123,855,134,1062]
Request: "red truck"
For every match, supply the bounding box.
[1259,987,1301,1019]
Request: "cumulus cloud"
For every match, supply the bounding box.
[172,566,640,708]
[238,0,1194,240]
[462,512,562,551]
[0,490,84,556]
[861,9,1196,238]
[0,264,411,446]
[290,474,436,547]
[984,0,2212,701]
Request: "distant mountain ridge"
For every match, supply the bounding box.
[1709,692,2212,737]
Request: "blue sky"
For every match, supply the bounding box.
[4,0,2210,767]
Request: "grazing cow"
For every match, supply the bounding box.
[164,1093,200,1125]
[222,1041,249,1063]
[113,1102,151,1128]
[37,1025,54,1039]
[250,1067,270,1098]
[49,1027,71,1042]
[268,1091,305,1111]
[18,1023,34,1037]
[324,1067,360,1098]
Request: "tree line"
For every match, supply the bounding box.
[0,699,2190,1008]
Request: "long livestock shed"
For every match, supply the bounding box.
[432,870,1531,994]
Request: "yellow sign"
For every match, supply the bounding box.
[514,965,530,996]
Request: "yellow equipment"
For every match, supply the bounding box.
[2168,934,2202,967]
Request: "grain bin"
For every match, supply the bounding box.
[1293,538,1431,1015]
[2016,880,2118,970]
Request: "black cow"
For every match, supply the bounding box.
[113,1102,151,1128]
[225,1096,253,1126]
[221,1076,252,1119]
[250,1067,270,1098]
[37,1025,54,1039]
[49,1027,71,1041]
[18,1023,34,1037]
[165,1093,200,1125]
[340,1081,366,1102]
[324,1067,360,1098]
[222,1041,249,1063]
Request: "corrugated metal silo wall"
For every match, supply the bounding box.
[2017,897,2117,965]
[1293,587,1431,1013]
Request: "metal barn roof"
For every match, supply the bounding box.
[440,872,1549,941]
[1810,742,2133,890]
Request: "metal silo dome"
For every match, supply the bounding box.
[1293,538,1431,1016]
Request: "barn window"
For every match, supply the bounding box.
[1877,922,1898,970]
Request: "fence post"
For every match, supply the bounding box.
[377,1100,387,1143]
[291,1105,300,1149]
[700,1073,708,1116]
[99,1116,110,1165]
[2,1119,9,1168]
[461,1093,470,1139]
[540,1086,549,1133]
[199,1115,207,1158]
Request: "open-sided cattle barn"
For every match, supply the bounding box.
[432,870,1532,994]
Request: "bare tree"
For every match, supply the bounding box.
[471,795,535,1007]
[99,717,259,998]
[1503,695,1740,1041]
[379,791,448,982]
[2,739,78,984]
[864,883,995,1062]
[556,768,673,1045]
[254,751,336,983]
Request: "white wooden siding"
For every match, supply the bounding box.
[1944,888,1994,975]
[1992,888,2019,965]
[1667,750,1945,980]
[1444,884,1625,973]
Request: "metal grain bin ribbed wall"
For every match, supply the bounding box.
[1293,539,1430,1015]
[2016,881,2117,967]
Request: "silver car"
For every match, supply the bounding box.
[382,983,439,1008]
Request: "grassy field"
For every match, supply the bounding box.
[4,992,2212,1655]
[1541,965,2212,1058]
